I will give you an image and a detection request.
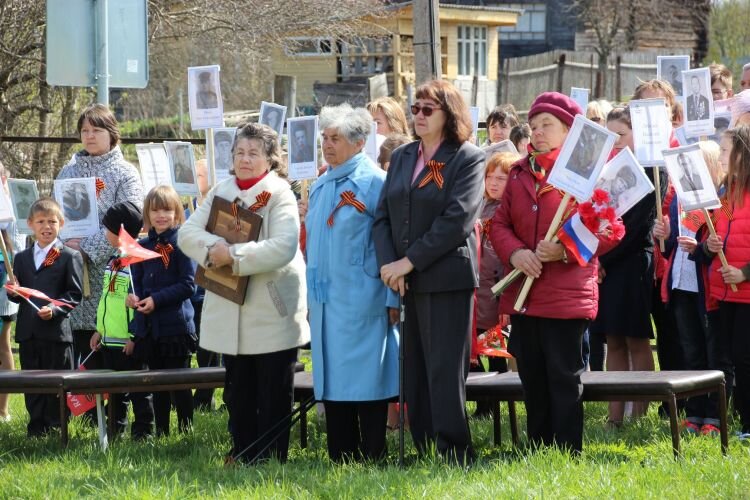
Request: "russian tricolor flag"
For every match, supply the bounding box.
[557,213,599,266]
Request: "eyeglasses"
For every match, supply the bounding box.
[410,104,442,117]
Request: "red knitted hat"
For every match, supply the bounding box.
[528,92,582,128]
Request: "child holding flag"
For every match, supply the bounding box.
[7,198,82,437]
[127,186,197,436]
[89,202,155,439]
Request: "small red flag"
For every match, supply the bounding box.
[4,284,74,309]
[66,364,108,416]
[117,226,161,266]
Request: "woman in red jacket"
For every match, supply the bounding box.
[490,92,621,453]
[705,125,750,441]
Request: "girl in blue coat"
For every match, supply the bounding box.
[128,185,197,436]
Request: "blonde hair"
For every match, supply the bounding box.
[632,79,677,109]
[142,185,185,230]
[366,97,409,135]
[697,140,723,189]
[28,197,64,222]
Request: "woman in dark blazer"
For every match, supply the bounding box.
[373,79,484,465]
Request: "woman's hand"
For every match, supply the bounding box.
[135,296,155,314]
[707,234,723,254]
[510,249,543,278]
[208,241,233,268]
[677,236,698,254]
[535,240,565,263]
[652,216,670,240]
[380,257,414,296]
[297,199,308,221]
[90,332,102,351]
[720,265,746,285]
[126,294,140,308]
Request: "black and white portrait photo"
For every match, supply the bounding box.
[187,65,224,130]
[286,116,319,180]
[681,67,715,137]
[656,55,689,96]
[165,141,199,195]
[259,102,287,139]
[594,147,655,217]
[546,115,617,201]
[53,177,100,239]
[209,128,236,183]
[135,143,172,194]
[663,144,720,211]
[8,178,39,231]
[62,182,91,222]
[686,76,711,121]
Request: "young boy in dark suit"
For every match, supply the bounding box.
[8,198,83,437]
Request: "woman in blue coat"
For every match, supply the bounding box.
[306,103,399,462]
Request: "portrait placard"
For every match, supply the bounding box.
[364,122,380,166]
[630,98,672,166]
[194,196,262,305]
[570,87,590,113]
[656,55,689,95]
[546,115,617,201]
[482,139,518,160]
[0,184,15,223]
[663,143,720,211]
[674,126,699,147]
[595,147,655,217]
[287,116,319,180]
[164,141,199,196]
[7,178,39,233]
[53,177,100,239]
[682,67,714,138]
[208,128,236,184]
[259,101,287,141]
[469,106,480,141]
[187,65,224,130]
[135,143,172,194]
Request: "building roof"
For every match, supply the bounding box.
[387,1,523,25]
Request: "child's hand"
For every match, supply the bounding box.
[652,216,670,240]
[123,340,135,356]
[90,332,102,351]
[135,296,155,314]
[707,234,723,254]
[37,306,53,321]
[720,265,746,285]
[677,236,698,254]
[126,294,140,308]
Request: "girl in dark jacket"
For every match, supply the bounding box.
[128,185,197,436]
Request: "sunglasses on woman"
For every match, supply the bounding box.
[410,104,442,117]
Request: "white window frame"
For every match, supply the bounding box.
[499,3,547,42]
[457,25,488,78]
[283,37,334,57]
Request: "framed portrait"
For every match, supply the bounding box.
[482,139,518,160]
[656,55,690,96]
[630,98,672,166]
[187,65,224,130]
[570,87,590,113]
[53,177,100,239]
[259,101,287,140]
[208,127,237,185]
[7,178,39,233]
[547,115,617,201]
[682,67,714,138]
[135,143,172,195]
[595,147,655,217]
[164,141,199,196]
[287,116,319,180]
[663,143,721,211]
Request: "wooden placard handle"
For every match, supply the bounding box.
[702,208,738,292]
[514,193,572,311]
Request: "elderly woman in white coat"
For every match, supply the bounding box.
[306,104,399,462]
[178,123,310,464]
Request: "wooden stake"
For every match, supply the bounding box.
[654,166,665,252]
[0,229,15,285]
[82,260,91,298]
[514,193,571,311]
[702,208,738,292]
[207,128,217,188]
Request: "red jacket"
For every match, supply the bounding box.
[490,156,621,319]
[709,192,750,304]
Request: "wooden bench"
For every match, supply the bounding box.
[292,370,729,457]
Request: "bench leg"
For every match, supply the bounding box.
[59,389,68,448]
[509,401,519,447]
[668,395,680,458]
[493,400,501,446]
[719,382,729,455]
[108,396,115,440]
[300,402,307,449]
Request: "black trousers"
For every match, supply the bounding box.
[99,347,154,438]
[191,300,219,409]
[18,339,73,436]
[653,281,685,415]
[73,329,101,369]
[509,315,587,453]
[719,301,750,433]
[147,353,193,435]
[323,399,388,462]
[404,289,474,464]
[224,347,298,464]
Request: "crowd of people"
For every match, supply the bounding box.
[2,61,750,466]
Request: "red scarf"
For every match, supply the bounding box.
[527,145,561,182]
[236,171,269,191]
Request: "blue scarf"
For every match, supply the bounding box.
[307,152,368,303]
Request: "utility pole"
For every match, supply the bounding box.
[413,0,441,85]
[95,0,110,106]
